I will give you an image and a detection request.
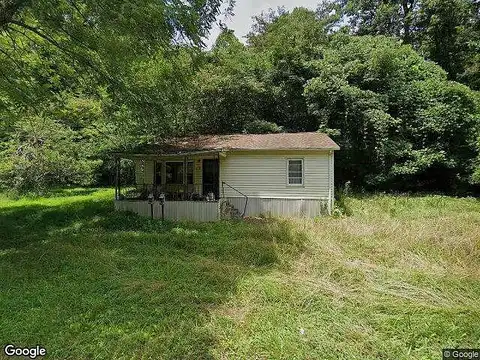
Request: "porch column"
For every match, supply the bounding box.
[183,156,188,200]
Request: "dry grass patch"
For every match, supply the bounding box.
[209,195,480,359]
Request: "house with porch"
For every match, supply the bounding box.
[113,132,340,221]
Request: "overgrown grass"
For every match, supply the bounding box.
[1,190,479,359]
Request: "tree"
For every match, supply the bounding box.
[338,0,480,89]
[416,0,479,84]
[304,34,480,191]
[187,8,480,192]
[0,0,235,120]
[187,28,281,134]
[0,114,102,192]
[0,0,234,192]
[247,8,330,132]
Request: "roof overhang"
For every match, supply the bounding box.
[112,146,340,159]
[224,147,340,152]
[113,150,222,159]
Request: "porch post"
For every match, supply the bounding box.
[183,155,187,200]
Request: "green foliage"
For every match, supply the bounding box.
[188,9,479,192]
[186,28,280,134]
[0,115,101,192]
[0,0,234,192]
[334,187,354,217]
[189,9,331,135]
[338,0,480,89]
[249,8,329,132]
[0,3,479,194]
[304,35,480,190]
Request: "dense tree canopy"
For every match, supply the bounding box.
[0,0,234,191]
[186,8,480,191]
[339,0,480,89]
[304,34,479,190]
[0,2,479,193]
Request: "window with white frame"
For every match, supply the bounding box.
[287,159,303,185]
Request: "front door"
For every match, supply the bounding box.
[202,159,219,199]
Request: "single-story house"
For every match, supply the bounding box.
[113,132,340,221]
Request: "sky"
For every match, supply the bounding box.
[205,0,321,47]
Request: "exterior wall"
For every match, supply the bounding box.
[225,197,329,218]
[114,200,219,222]
[328,150,334,212]
[134,160,144,184]
[134,159,154,185]
[145,160,154,184]
[219,150,334,202]
[126,150,336,219]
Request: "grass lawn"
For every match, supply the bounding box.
[0,189,479,359]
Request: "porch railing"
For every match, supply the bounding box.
[221,181,248,217]
[119,183,210,201]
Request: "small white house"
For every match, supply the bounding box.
[113,132,340,221]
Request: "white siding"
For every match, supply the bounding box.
[225,197,329,218]
[135,160,144,184]
[328,151,334,214]
[220,151,331,200]
[144,160,154,184]
[114,198,328,221]
[134,159,154,185]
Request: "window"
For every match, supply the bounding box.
[287,159,303,185]
[166,161,193,184]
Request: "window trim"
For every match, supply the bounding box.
[286,158,304,187]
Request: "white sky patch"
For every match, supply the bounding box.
[205,0,321,47]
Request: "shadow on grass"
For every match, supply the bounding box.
[0,197,307,359]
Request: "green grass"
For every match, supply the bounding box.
[1,189,479,359]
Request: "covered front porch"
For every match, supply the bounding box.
[112,150,246,221]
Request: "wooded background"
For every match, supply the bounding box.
[0,0,479,193]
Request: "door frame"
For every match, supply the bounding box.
[202,158,219,199]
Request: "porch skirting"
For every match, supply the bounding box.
[224,197,331,218]
[114,197,331,222]
[114,200,220,222]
